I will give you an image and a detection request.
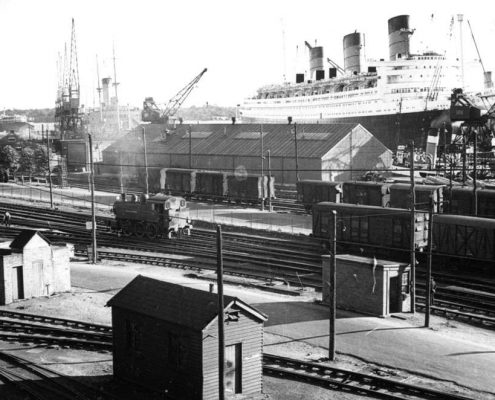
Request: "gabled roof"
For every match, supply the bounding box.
[105,122,379,159]
[107,275,267,331]
[10,230,51,250]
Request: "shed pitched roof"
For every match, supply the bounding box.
[107,275,267,330]
[106,122,377,159]
[10,230,50,250]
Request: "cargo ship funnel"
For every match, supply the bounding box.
[343,32,365,75]
[484,71,493,89]
[388,15,414,61]
[102,77,111,107]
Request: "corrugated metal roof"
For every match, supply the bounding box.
[107,275,267,331]
[105,122,372,159]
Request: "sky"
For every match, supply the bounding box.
[1,0,494,110]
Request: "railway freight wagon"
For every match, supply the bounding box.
[195,171,228,200]
[312,202,429,257]
[342,181,391,207]
[447,187,495,218]
[432,214,495,264]
[160,168,196,196]
[111,193,192,239]
[226,174,268,204]
[389,184,444,213]
[296,180,342,211]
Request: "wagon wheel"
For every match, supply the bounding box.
[145,223,158,239]
[121,220,132,236]
[135,222,145,238]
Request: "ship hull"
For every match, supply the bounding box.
[242,109,450,150]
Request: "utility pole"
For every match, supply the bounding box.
[329,210,337,361]
[216,225,225,400]
[260,125,265,211]
[425,195,434,328]
[142,127,149,195]
[188,125,192,169]
[88,134,97,264]
[45,124,53,209]
[462,127,467,184]
[267,149,273,212]
[409,141,416,313]
[294,122,300,181]
[119,151,124,194]
[473,127,478,216]
[96,55,103,123]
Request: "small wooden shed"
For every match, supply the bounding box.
[107,275,268,399]
[0,230,71,305]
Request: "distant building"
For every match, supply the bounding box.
[0,230,71,305]
[107,276,268,399]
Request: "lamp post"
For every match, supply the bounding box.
[88,134,97,264]
[142,127,149,195]
[294,122,299,181]
[409,140,416,313]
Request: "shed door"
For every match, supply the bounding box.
[32,261,45,296]
[225,343,242,394]
[11,266,24,300]
[389,275,400,313]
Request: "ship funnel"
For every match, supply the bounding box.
[388,15,413,61]
[343,32,365,75]
[102,77,111,107]
[309,46,324,80]
[484,71,493,89]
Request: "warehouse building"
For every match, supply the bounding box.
[100,123,393,185]
[108,275,268,399]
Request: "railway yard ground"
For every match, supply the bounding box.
[0,259,493,399]
[0,182,495,399]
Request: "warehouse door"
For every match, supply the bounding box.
[225,343,242,394]
[11,266,24,301]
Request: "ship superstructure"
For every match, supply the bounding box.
[240,15,472,150]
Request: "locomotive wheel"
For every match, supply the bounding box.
[121,220,132,236]
[145,223,158,239]
[135,222,145,238]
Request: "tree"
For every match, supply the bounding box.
[33,144,49,175]
[19,147,36,178]
[0,145,20,175]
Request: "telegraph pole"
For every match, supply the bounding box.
[88,134,97,264]
[425,195,434,327]
[188,125,192,169]
[216,225,225,400]
[119,151,124,194]
[473,127,478,216]
[409,141,416,313]
[45,124,53,209]
[260,125,265,211]
[294,122,300,181]
[329,210,337,361]
[267,149,273,212]
[142,127,149,195]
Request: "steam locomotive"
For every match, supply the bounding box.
[110,193,192,239]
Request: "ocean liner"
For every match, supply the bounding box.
[240,15,469,150]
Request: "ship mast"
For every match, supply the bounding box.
[457,14,465,89]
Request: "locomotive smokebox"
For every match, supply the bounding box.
[388,15,413,61]
[343,32,365,75]
[309,46,324,80]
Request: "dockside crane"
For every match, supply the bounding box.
[449,88,495,180]
[55,18,83,140]
[141,68,207,124]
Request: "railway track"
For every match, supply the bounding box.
[0,311,475,400]
[1,201,495,328]
[263,354,473,400]
[0,351,117,400]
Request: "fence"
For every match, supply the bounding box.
[0,183,312,235]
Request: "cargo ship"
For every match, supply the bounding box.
[240,15,491,150]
